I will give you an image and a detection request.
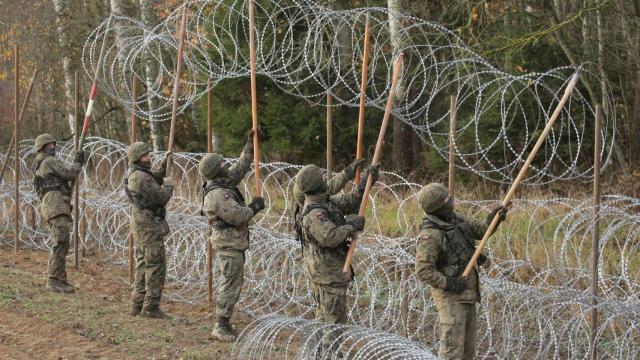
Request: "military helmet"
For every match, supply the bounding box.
[127,142,151,163]
[295,164,325,194]
[34,134,56,151]
[199,153,225,179]
[417,183,449,213]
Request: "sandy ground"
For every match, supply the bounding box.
[0,247,251,359]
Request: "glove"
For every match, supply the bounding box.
[478,253,490,267]
[485,205,508,227]
[74,150,86,165]
[346,215,365,232]
[445,277,467,294]
[163,177,174,188]
[357,165,379,193]
[248,196,265,214]
[344,158,366,179]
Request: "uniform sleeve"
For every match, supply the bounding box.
[47,158,81,180]
[211,189,255,226]
[461,213,489,239]
[138,174,173,207]
[305,208,356,248]
[414,229,448,289]
[329,191,362,215]
[326,170,350,195]
[228,141,254,186]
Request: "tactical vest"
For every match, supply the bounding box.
[420,215,476,277]
[32,156,72,200]
[296,201,347,253]
[201,178,246,230]
[124,167,166,218]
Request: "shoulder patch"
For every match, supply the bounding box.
[420,234,432,241]
[314,210,328,221]
[224,192,232,200]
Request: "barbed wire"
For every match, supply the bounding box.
[81,0,615,185]
[0,138,638,358]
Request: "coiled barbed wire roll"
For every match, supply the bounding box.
[1,137,638,358]
[82,0,615,185]
[232,314,439,359]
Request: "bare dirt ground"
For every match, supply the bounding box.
[0,247,251,360]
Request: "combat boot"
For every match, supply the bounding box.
[211,316,236,342]
[47,279,75,293]
[129,301,143,316]
[140,304,171,319]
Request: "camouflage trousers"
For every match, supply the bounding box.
[131,239,166,308]
[311,283,348,356]
[435,302,477,360]
[215,249,245,318]
[47,215,71,284]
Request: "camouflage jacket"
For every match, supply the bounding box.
[126,163,173,245]
[33,152,81,221]
[414,212,488,304]
[301,190,361,287]
[203,143,255,252]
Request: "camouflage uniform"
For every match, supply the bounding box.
[414,183,505,360]
[125,142,174,318]
[200,132,265,342]
[295,164,376,356]
[32,134,83,293]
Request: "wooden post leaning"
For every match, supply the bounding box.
[248,0,261,196]
[354,14,371,185]
[206,80,214,309]
[589,104,602,360]
[343,53,404,274]
[462,71,581,277]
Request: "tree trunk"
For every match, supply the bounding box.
[388,0,413,174]
[52,0,78,135]
[138,0,163,150]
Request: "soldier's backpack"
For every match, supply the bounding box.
[200,178,245,230]
[124,167,166,218]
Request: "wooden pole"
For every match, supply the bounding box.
[343,53,404,273]
[0,68,37,186]
[206,79,214,309]
[462,71,581,277]
[165,5,188,176]
[128,76,137,283]
[73,70,80,270]
[248,0,261,196]
[448,95,457,198]
[354,14,371,185]
[589,105,602,360]
[326,91,333,178]
[400,264,409,337]
[14,43,20,254]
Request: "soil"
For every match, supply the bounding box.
[0,247,250,360]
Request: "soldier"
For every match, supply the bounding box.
[125,142,173,319]
[200,130,265,342]
[294,163,378,357]
[414,183,508,360]
[32,134,85,293]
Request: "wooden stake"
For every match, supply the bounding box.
[128,75,138,283]
[462,71,581,277]
[165,5,188,176]
[14,43,19,254]
[400,264,409,337]
[589,104,602,360]
[326,91,333,178]
[206,79,214,309]
[248,0,261,196]
[448,95,457,198]
[343,53,404,273]
[355,14,371,184]
[74,70,80,270]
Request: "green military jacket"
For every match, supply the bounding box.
[415,212,488,305]
[33,152,81,221]
[203,144,254,252]
[301,190,361,287]
[127,163,173,245]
